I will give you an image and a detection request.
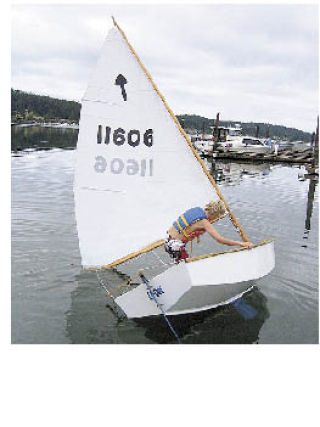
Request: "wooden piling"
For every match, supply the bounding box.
[313,116,319,168]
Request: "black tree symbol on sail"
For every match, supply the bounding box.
[115,74,128,101]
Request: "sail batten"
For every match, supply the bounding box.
[74,18,248,269]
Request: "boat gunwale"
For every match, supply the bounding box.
[86,238,274,271]
[185,238,274,264]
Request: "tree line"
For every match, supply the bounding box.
[11,89,312,141]
[11,89,80,123]
[177,114,313,142]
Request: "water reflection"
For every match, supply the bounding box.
[65,270,123,344]
[207,159,271,184]
[302,177,318,246]
[208,158,318,249]
[11,125,78,153]
[66,267,269,344]
[305,178,317,233]
[133,287,269,344]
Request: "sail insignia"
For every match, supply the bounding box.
[115,74,128,101]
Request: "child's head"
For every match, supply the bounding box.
[204,200,226,220]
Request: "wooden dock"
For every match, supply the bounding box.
[206,150,314,164]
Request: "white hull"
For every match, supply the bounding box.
[232,146,271,154]
[115,240,275,318]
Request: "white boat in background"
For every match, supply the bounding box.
[195,124,243,155]
[74,18,275,320]
[292,140,312,152]
[218,136,272,154]
[193,134,214,155]
[223,124,243,141]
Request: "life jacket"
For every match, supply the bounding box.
[173,207,207,241]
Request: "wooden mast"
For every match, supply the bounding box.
[93,17,249,270]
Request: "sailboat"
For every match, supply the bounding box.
[74,18,275,319]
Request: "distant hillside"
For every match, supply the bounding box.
[11,89,312,141]
[177,114,312,142]
[11,89,80,123]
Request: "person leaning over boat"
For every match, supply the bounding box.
[164,200,254,262]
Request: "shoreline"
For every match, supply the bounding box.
[11,121,79,129]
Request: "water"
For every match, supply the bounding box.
[11,126,319,344]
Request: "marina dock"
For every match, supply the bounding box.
[206,150,314,165]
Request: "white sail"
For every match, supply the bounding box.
[74,25,219,268]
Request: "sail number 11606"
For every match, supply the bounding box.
[97,125,153,147]
[94,125,154,176]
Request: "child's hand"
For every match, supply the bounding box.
[240,241,254,249]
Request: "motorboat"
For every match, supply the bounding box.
[218,137,272,154]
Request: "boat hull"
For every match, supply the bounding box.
[115,240,275,319]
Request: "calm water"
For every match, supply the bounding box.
[11,126,319,344]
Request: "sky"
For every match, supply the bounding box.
[11,3,319,132]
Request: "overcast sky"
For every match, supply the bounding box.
[11,3,318,132]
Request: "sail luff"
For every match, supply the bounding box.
[111,17,249,243]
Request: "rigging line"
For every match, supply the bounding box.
[106,274,141,298]
[95,270,114,300]
[113,247,175,270]
[151,250,167,266]
[95,270,129,320]
[89,240,165,270]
